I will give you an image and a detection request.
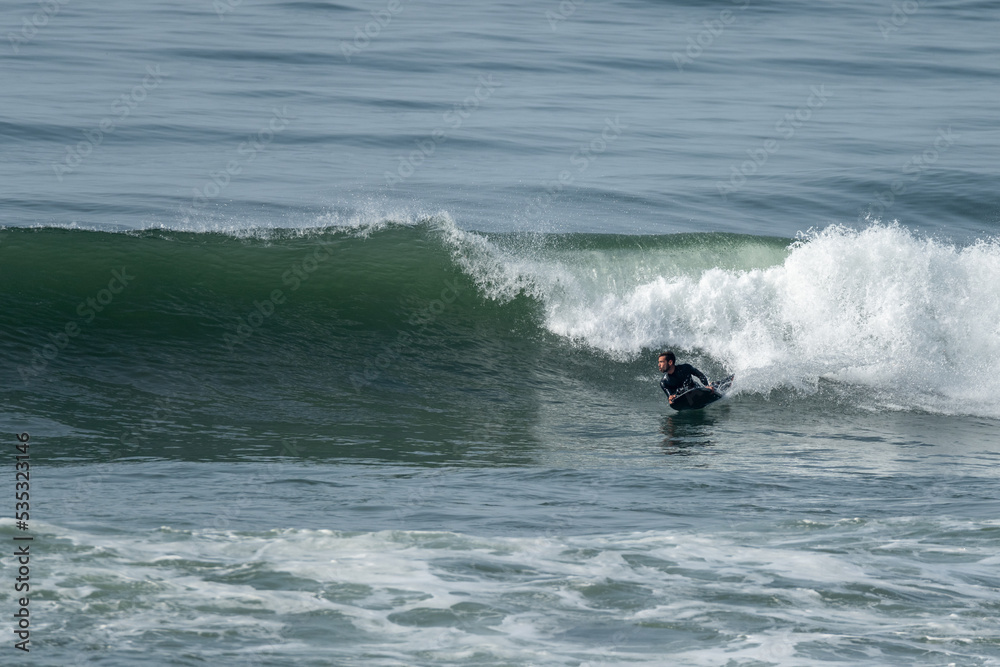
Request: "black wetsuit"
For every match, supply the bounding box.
[660,364,709,397]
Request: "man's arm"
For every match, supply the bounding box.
[660,376,677,402]
[690,365,709,386]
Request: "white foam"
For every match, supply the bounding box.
[17,520,999,666]
[442,222,1000,418]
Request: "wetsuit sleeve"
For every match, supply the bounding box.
[691,366,709,386]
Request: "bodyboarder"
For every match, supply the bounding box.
[658,351,711,403]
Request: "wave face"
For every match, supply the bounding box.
[2,218,999,420]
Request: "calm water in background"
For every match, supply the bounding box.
[2,1,1000,665]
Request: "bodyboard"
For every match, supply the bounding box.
[668,374,734,411]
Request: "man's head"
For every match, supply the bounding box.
[658,351,675,372]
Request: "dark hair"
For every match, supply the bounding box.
[659,351,675,362]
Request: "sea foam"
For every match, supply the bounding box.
[443,222,1000,417]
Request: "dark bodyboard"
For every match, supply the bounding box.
[668,375,734,412]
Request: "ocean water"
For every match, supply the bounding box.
[2,0,1000,665]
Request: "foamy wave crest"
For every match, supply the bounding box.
[447,223,1000,417]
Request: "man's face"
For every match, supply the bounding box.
[658,356,671,372]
